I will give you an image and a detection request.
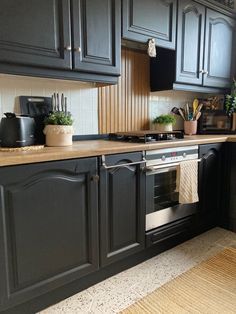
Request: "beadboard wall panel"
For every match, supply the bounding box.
[98,48,150,134]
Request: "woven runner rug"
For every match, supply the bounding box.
[121,247,236,314]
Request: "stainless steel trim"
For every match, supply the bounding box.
[146,145,199,156]
[101,155,146,169]
[146,205,197,231]
[145,158,201,171]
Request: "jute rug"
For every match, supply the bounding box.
[121,247,236,314]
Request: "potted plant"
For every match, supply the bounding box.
[43,111,74,147]
[152,114,176,132]
[225,79,236,115]
[225,79,236,131]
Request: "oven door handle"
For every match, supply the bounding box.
[145,158,202,172]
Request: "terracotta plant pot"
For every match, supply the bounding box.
[154,123,173,132]
[184,121,197,135]
[43,125,74,147]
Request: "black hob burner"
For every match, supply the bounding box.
[109,130,184,143]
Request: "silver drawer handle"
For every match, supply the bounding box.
[101,155,146,169]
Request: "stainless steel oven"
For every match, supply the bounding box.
[145,146,199,231]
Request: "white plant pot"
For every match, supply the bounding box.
[43,125,74,147]
[154,123,173,132]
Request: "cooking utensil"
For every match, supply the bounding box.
[178,108,186,121]
[192,99,199,114]
[195,112,201,121]
[61,93,64,112]
[171,107,181,115]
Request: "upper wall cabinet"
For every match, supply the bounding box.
[0,0,72,69]
[151,0,236,93]
[71,0,120,76]
[176,1,205,85]
[0,0,121,83]
[176,1,235,89]
[203,8,235,88]
[122,0,177,50]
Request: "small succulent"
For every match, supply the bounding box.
[153,114,176,125]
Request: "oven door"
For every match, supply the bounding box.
[145,165,197,231]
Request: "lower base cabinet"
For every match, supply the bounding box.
[99,152,145,266]
[0,158,99,311]
[226,143,236,232]
[198,143,223,231]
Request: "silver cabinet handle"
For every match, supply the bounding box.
[74,47,81,52]
[65,46,72,51]
[199,69,204,74]
[101,155,146,169]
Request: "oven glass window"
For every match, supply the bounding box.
[146,167,179,214]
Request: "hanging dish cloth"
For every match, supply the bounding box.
[176,160,199,204]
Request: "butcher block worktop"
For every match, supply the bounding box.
[0,134,236,167]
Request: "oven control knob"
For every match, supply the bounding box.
[183,153,187,158]
[161,155,166,161]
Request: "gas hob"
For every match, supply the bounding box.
[109,130,184,143]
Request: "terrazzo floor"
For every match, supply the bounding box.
[38,227,236,314]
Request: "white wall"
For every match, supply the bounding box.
[0,74,99,135]
[149,90,210,130]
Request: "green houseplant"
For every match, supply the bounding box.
[152,114,176,132]
[225,79,236,115]
[44,111,74,147]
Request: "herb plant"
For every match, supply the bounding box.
[44,111,73,126]
[153,114,176,125]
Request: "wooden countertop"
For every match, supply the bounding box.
[0,135,236,167]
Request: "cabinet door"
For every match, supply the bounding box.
[0,0,72,70]
[0,158,98,310]
[71,0,121,76]
[198,144,223,230]
[122,0,176,49]
[203,9,235,88]
[227,143,236,232]
[100,152,145,266]
[176,1,205,85]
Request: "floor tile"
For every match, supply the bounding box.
[39,228,236,314]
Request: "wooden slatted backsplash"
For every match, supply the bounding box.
[98,48,150,133]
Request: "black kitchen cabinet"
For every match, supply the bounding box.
[99,152,145,266]
[203,8,235,88]
[122,0,177,50]
[0,0,72,70]
[71,0,120,76]
[223,143,236,232]
[176,1,235,89]
[151,1,235,92]
[0,0,121,83]
[198,143,223,231]
[0,158,98,311]
[176,0,205,85]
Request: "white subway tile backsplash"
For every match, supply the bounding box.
[0,74,98,135]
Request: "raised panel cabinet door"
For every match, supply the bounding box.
[100,152,145,266]
[71,0,121,75]
[198,144,223,229]
[203,9,235,88]
[0,0,72,69]
[176,1,205,85]
[122,0,177,49]
[0,158,98,310]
